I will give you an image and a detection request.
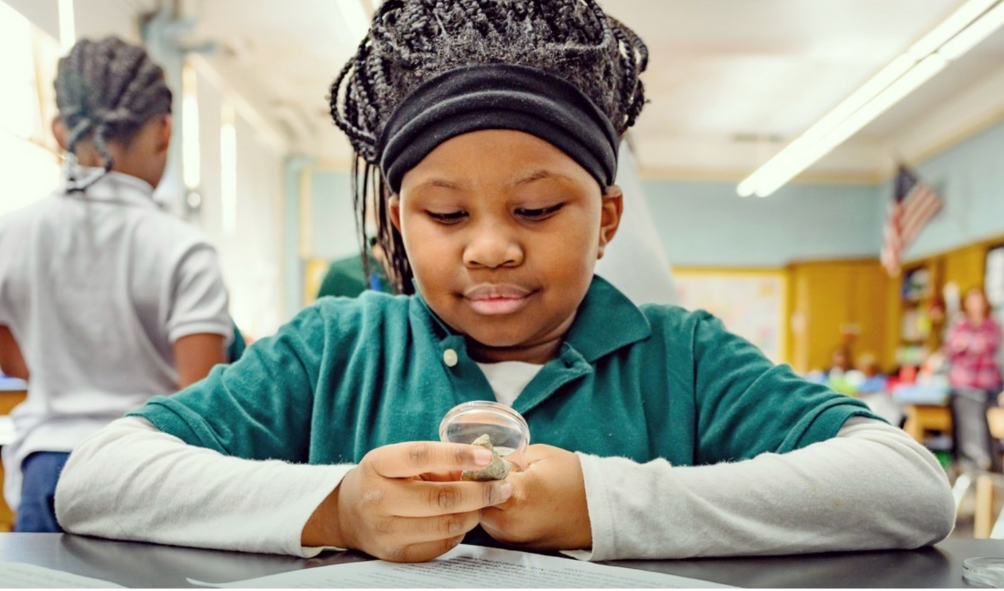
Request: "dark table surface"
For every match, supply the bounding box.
[1,533,1001,588]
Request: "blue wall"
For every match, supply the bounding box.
[300,118,1004,277]
[305,170,886,270]
[310,170,359,260]
[642,117,1004,268]
[903,119,1004,260]
[641,179,882,267]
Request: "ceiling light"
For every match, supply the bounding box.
[939,0,1004,59]
[750,55,948,197]
[738,0,1003,197]
[736,54,914,197]
[907,0,998,58]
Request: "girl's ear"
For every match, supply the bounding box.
[52,117,68,151]
[597,185,624,260]
[389,194,403,232]
[156,114,173,154]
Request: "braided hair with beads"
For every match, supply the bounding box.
[329,0,648,294]
[54,37,172,191]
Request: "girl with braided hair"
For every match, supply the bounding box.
[58,2,951,561]
[0,37,233,531]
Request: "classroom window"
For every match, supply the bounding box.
[0,0,62,217]
[0,2,38,141]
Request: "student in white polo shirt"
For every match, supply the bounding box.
[0,37,232,532]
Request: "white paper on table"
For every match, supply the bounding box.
[189,544,734,588]
[0,561,123,588]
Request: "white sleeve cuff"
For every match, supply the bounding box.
[293,464,355,557]
[569,418,954,561]
[570,451,633,562]
[57,417,359,556]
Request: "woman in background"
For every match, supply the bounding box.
[946,287,1003,471]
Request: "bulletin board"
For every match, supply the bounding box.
[673,269,787,363]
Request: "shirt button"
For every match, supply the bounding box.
[443,349,458,367]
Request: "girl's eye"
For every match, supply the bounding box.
[516,203,564,220]
[426,211,468,224]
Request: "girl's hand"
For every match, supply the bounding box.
[302,441,513,562]
[479,444,591,551]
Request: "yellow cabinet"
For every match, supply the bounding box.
[786,259,890,374]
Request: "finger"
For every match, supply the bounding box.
[382,478,513,517]
[379,535,466,563]
[374,511,481,546]
[366,442,493,479]
[478,469,526,512]
[381,477,514,513]
[479,506,506,537]
[480,505,535,547]
[418,470,465,482]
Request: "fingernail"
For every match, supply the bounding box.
[497,482,513,502]
[474,449,493,466]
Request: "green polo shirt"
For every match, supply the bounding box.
[129,276,878,466]
[317,254,395,299]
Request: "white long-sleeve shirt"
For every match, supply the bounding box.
[55,414,954,560]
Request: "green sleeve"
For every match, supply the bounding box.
[227,318,246,362]
[692,313,881,464]
[128,306,326,462]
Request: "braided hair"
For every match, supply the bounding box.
[329,0,648,294]
[54,37,172,191]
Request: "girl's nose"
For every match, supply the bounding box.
[463,223,524,269]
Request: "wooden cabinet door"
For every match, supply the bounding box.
[788,260,888,374]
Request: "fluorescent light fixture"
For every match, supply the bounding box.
[804,54,915,143]
[58,0,75,53]
[822,55,947,149]
[736,54,914,196]
[907,0,997,58]
[939,0,1004,59]
[750,55,948,197]
[182,63,200,190]
[221,101,237,237]
[738,0,1004,197]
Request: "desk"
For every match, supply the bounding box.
[903,404,953,442]
[0,534,1001,588]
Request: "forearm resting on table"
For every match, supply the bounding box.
[575,417,956,561]
[56,416,955,561]
[55,417,353,556]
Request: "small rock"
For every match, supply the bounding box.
[461,434,512,482]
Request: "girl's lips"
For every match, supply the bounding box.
[464,284,533,315]
[466,295,531,315]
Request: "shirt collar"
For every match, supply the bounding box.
[563,275,652,362]
[412,274,651,364]
[59,166,159,209]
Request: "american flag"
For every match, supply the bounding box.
[880,164,943,276]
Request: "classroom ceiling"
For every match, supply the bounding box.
[181,0,1004,183]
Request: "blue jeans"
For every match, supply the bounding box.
[14,452,70,532]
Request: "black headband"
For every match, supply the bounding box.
[377,64,619,193]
